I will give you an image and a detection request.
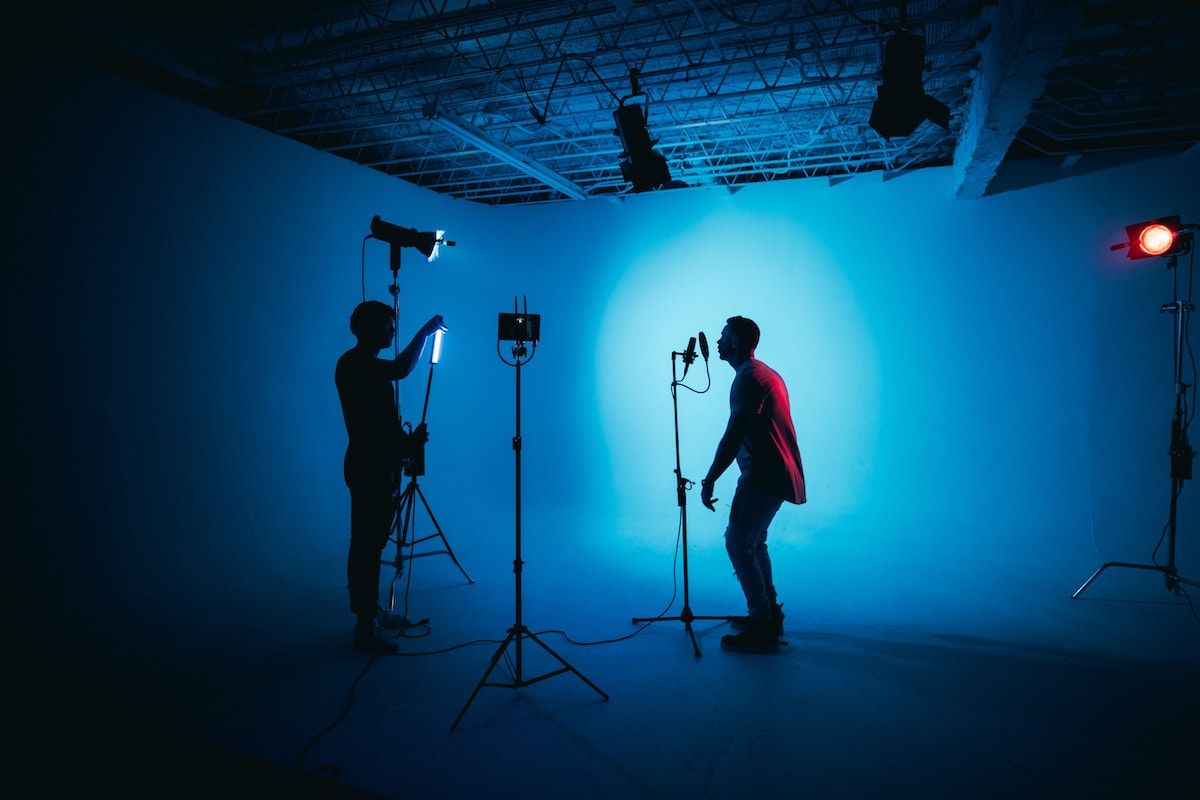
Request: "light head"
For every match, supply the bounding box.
[370,215,454,265]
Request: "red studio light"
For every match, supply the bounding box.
[1139,223,1175,256]
[1119,215,1188,260]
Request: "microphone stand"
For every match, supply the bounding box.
[631,341,732,657]
[1073,246,1199,599]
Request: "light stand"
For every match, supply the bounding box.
[631,337,732,657]
[450,298,608,733]
[1074,240,1199,599]
[365,220,471,618]
[384,329,473,611]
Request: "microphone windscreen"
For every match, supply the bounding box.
[698,331,709,359]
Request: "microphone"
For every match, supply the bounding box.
[698,331,709,361]
[682,336,697,378]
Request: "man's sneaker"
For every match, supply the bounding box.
[730,603,784,636]
[375,606,412,630]
[721,619,780,654]
[354,622,400,654]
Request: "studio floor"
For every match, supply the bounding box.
[14,517,1200,799]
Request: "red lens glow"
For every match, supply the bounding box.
[1139,223,1175,256]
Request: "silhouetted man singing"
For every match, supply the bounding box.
[700,316,805,653]
[336,300,446,653]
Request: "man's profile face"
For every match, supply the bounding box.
[716,324,737,362]
[367,315,396,350]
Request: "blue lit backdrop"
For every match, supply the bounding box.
[7,67,1200,648]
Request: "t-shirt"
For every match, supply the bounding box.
[730,358,806,504]
[335,347,403,485]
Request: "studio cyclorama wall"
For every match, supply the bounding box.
[462,155,1200,634]
[6,64,1199,664]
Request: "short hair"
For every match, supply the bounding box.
[725,316,760,353]
[350,300,395,339]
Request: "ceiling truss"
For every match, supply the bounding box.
[86,0,1200,204]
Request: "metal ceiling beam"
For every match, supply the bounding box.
[951,0,1081,198]
[271,60,972,140]
[423,105,590,200]
[217,0,911,81]
[229,2,983,114]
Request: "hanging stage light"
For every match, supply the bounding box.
[868,30,950,140]
[613,68,684,193]
[1111,216,1192,260]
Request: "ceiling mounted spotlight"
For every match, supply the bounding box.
[1112,216,1193,260]
[868,30,950,140]
[614,69,686,193]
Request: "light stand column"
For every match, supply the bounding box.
[1073,252,1199,598]
[381,259,471,611]
[385,335,473,597]
[450,330,607,733]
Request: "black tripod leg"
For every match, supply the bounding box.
[400,484,417,549]
[1072,561,1167,599]
[415,484,474,584]
[387,487,414,610]
[1072,562,1113,599]
[685,623,702,658]
[524,631,609,700]
[450,630,517,733]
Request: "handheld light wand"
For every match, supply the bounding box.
[420,329,443,425]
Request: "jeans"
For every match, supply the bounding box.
[347,479,396,618]
[724,474,785,621]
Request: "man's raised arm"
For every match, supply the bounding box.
[391,315,447,379]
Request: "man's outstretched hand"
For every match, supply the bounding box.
[421,314,447,338]
[700,479,718,511]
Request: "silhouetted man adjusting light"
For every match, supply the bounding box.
[336,301,446,654]
[700,316,805,654]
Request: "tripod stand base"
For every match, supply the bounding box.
[449,625,608,732]
[384,478,473,591]
[630,606,734,658]
[1072,560,1200,599]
